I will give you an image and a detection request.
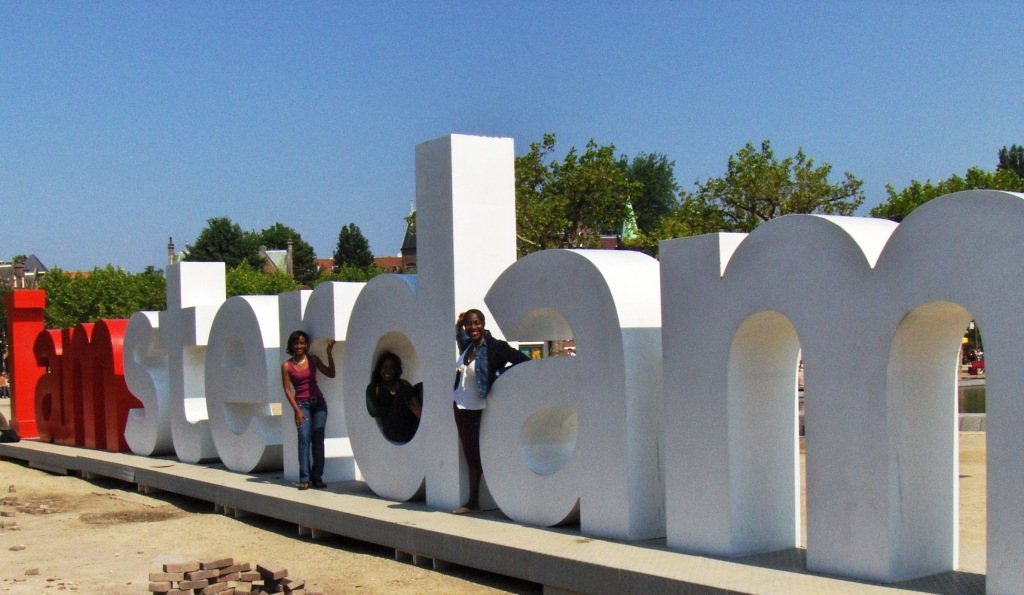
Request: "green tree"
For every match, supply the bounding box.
[185,217,261,269]
[314,264,387,284]
[618,152,679,234]
[38,266,166,329]
[998,144,1024,179]
[257,223,320,286]
[680,140,864,234]
[225,263,302,297]
[515,133,639,256]
[870,166,1024,222]
[333,223,375,271]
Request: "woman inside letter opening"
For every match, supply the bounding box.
[366,351,422,443]
[282,331,336,490]
[452,309,528,514]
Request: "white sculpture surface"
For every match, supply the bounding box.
[343,134,518,510]
[123,311,172,456]
[163,262,226,463]
[663,190,1024,588]
[205,295,283,472]
[483,248,664,539]
[278,282,364,482]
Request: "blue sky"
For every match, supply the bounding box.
[2,1,1021,273]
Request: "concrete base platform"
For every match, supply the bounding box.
[0,440,982,594]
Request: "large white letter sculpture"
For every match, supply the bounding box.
[482,249,664,539]
[124,264,226,461]
[205,296,283,472]
[663,190,1024,589]
[278,282,364,482]
[343,135,518,510]
[123,311,171,456]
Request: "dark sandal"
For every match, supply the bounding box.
[312,481,328,489]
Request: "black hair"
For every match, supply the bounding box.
[372,351,403,384]
[286,330,311,356]
[463,308,485,326]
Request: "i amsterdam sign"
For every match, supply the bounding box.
[5,135,1024,592]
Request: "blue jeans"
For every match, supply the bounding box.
[297,398,328,483]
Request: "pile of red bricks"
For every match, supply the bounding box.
[148,558,322,594]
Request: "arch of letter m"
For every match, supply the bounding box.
[662,189,1024,590]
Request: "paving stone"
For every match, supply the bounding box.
[148,581,172,593]
[281,576,305,590]
[200,582,233,594]
[223,562,252,574]
[187,568,221,580]
[217,571,240,583]
[149,572,185,582]
[178,579,210,590]
[257,563,288,581]
[201,556,234,570]
[239,571,261,582]
[164,561,200,573]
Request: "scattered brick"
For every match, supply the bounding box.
[164,561,201,573]
[186,568,220,581]
[24,568,39,576]
[281,577,305,590]
[148,557,312,595]
[149,572,185,582]
[9,544,25,551]
[200,582,232,594]
[8,484,15,493]
[201,556,234,570]
[257,563,288,581]
[1,510,15,517]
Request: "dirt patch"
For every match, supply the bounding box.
[0,460,537,595]
[79,507,186,525]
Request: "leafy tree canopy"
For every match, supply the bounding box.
[870,166,1024,222]
[225,263,302,297]
[618,152,679,234]
[185,217,262,269]
[38,266,166,330]
[315,264,387,284]
[333,223,375,271]
[681,140,864,234]
[998,144,1024,179]
[515,133,639,256]
[257,223,319,286]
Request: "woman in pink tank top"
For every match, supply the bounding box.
[281,330,336,490]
